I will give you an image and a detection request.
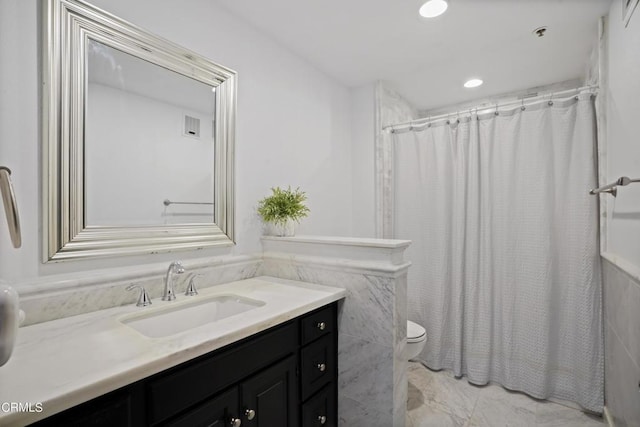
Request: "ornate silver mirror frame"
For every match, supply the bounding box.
[42,0,236,262]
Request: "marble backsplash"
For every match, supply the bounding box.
[15,255,261,326]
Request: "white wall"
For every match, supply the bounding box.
[349,84,376,237]
[605,0,640,270]
[0,0,354,281]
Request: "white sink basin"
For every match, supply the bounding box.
[120,294,265,338]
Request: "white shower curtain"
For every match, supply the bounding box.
[394,93,603,412]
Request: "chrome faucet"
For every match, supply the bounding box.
[162,261,185,301]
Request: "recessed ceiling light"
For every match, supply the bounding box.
[464,78,483,88]
[419,0,449,18]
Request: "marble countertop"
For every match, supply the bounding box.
[0,276,346,426]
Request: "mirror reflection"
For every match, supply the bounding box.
[86,39,216,226]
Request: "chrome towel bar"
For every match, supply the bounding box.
[163,199,214,206]
[590,176,640,197]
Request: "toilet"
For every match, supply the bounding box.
[407,320,427,360]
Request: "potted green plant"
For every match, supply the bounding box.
[257,186,310,236]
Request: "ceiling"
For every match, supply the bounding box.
[213,0,611,111]
[88,39,214,114]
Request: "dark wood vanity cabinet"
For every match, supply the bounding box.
[31,302,338,427]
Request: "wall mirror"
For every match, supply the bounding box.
[43,0,236,262]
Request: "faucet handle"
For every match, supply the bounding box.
[126,284,152,307]
[173,261,185,274]
[185,274,200,296]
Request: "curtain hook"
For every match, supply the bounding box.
[456,110,460,124]
[427,116,431,128]
[446,113,450,125]
[548,93,554,106]
[521,98,526,111]
[494,103,499,116]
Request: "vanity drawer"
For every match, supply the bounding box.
[301,304,335,345]
[147,321,297,425]
[300,334,335,400]
[301,384,336,427]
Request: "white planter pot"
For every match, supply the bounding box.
[265,220,296,237]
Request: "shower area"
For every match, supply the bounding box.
[382,84,604,413]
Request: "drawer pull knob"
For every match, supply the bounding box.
[317,363,326,372]
[245,408,256,420]
[317,322,326,331]
[318,415,327,424]
[229,417,242,427]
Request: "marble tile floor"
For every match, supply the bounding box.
[406,362,605,427]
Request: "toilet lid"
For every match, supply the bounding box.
[407,320,426,342]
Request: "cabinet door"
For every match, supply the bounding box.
[241,355,298,427]
[164,387,239,427]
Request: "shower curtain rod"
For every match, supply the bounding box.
[385,85,599,133]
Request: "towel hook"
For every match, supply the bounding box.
[0,167,21,248]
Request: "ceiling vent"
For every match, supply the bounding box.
[183,115,200,138]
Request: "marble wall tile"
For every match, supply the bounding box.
[338,333,394,409]
[393,272,408,426]
[374,82,419,239]
[338,394,393,427]
[261,249,409,427]
[261,258,399,346]
[604,318,620,426]
[18,256,261,326]
[341,274,395,345]
[394,364,408,426]
[603,258,640,425]
[603,261,630,337]
[604,321,640,427]
[625,276,640,369]
[394,273,408,347]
